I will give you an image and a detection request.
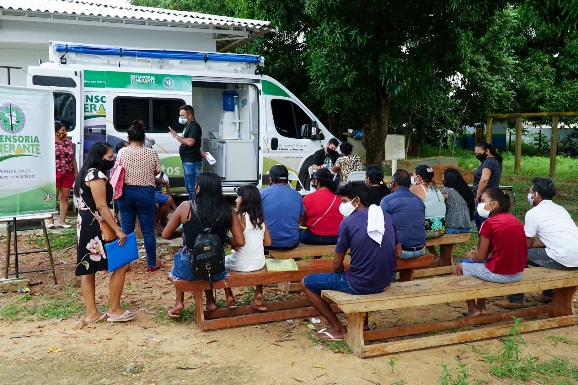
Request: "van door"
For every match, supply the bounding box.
[27,68,83,166]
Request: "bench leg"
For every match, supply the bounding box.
[398,269,414,282]
[549,286,577,317]
[193,290,206,330]
[439,245,454,267]
[345,312,366,358]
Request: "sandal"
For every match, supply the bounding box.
[315,328,343,341]
[107,310,136,322]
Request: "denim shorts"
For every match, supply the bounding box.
[303,272,384,295]
[169,246,228,282]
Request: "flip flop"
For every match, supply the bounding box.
[167,308,181,318]
[315,328,343,341]
[250,300,267,311]
[46,223,57,229]
[86,312,108,324]
[59,223,72,229]
[107,310,136,322]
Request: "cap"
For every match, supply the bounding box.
[268,164,289,183]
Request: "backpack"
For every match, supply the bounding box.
[187,202,225,288]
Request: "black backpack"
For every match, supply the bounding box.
[187,202,225,287]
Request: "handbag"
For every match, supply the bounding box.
[105,232,139,272]
[110,158,125,200]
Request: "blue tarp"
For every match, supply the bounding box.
[53,43,263,65]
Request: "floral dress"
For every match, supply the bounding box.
[75,168,114,276]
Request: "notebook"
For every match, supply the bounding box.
[105,232,139,272]
[265,258,298,272]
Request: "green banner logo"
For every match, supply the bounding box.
[0,103,26,134]
[84,70,191,91]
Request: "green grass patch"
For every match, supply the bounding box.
[0,285,83,321]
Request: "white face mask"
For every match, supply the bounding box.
[410,176,417,186]
[477,202,491,218]
[178,117,188,125]
[527,192,536,206]
[339,198,357,217]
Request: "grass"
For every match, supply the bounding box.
[0,285,84,321]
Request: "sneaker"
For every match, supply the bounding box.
[534,294,553,303]
[146,261,162,273]
[494,299,524,309]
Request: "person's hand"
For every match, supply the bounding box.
[321,164,327,168]
[115,229,127,246]
[201,151,207,160]
[168,127,177,138]
[466,249,477,261]
[162,180,170,187]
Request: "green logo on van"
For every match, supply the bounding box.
[84,70,190,91]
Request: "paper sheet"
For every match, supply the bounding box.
[265,258,298,272]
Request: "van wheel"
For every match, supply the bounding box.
[298,155,315,192]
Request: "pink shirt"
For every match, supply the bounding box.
[116,146,161,187]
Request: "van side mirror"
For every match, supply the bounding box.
[311,121,318,141]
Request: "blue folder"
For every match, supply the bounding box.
[105,232,139,272]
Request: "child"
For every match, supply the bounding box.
[224,185,271,310]
[456,188,527,317]
[154,171,176,231]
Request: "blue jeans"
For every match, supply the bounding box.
[303,272,383,295]
[170,246,227,282]
[182,161,202,201]
[299,228,338,245]
[400,247,426,260]
[445,227,472,234]
[117,185,156,268]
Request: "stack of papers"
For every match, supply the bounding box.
[265,258,298,272]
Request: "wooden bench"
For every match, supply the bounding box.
[425,232,473,267]
[322,267,578,358]
[175,254,433,330]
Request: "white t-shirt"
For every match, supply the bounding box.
[225,212,266,272]
[524,200,578,267]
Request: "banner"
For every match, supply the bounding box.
[0,86,56,219]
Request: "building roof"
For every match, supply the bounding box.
[0,0,274,52]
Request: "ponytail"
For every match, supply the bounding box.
[475,142,503,164]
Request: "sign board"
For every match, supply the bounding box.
[384,134,406,160]
[0,85,56,219]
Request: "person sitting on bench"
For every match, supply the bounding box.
[456,188,527,317]
[496,177,578,309]
[301,181,400,341]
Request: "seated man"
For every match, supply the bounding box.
[260,165,304,250]
[311,138,340,172]
[301,181,400,341]
[496,177,578,309]
[380,170,426,259]
[154,171,177,232]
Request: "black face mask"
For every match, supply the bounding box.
[475,153,488,162]
[99,159,115,171]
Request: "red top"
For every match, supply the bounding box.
[480,212,527,274]
[302,188,343,236]
[55,139,75,174]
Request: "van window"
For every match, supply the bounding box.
[113,97,184,133]
[33,75,77,88]
[53,93,76,130]
[271,99,311,139]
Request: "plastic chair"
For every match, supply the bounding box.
[288,171,306,191]
[347,171,366,182]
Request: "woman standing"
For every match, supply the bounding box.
[47,121,77,229]
[410,165,446,262]
[224,185,271,310]
[300,168,343,245]
[472,142,503,232]
[365,165,390,205]
[74,141,134,323]
[456,188,527,317]
[163,172,244,317]
[115,120,162,272]
[439,168,475,266]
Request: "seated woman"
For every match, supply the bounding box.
[154,171,177,232]
[331,142,363,184]
[456,188,527,317]
[300,168,343,245]
[162,172,244,317]
[410,165,446,262]
[224,185,272,310]
[439,168,476,266]
[365,165,390,205]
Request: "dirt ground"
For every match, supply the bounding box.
[1,227,577,385]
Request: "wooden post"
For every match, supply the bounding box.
[485,116,493,143]
[515,117,522,173]
[549,115,558,177]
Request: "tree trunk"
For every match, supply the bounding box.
[363,89,390,165]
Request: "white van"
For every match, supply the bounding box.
[27,42,336,195]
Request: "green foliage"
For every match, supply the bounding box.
[439,361,474,385]
[0,285,83,321]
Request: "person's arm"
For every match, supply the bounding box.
[72,154,78,176]
[395,242,402,259]
[227,207,245,248]
[168,126,196,147]
[465,235,490,261]
[263,223,272,246]
[88,178,126,246]
[527,236,545,248]
[162,201,188,239]
[476,168,492,200]
[333,252,346,273]
[410,185,426,200]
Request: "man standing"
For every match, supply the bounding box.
[311,138,340,172]
[380,170,426,259]
[496,177,578,309]
[301,181,400,341]
[169,105,204,200]
[260,165,304,249]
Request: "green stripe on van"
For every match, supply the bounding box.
[84,70,191,91]
[262,80,290,97]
